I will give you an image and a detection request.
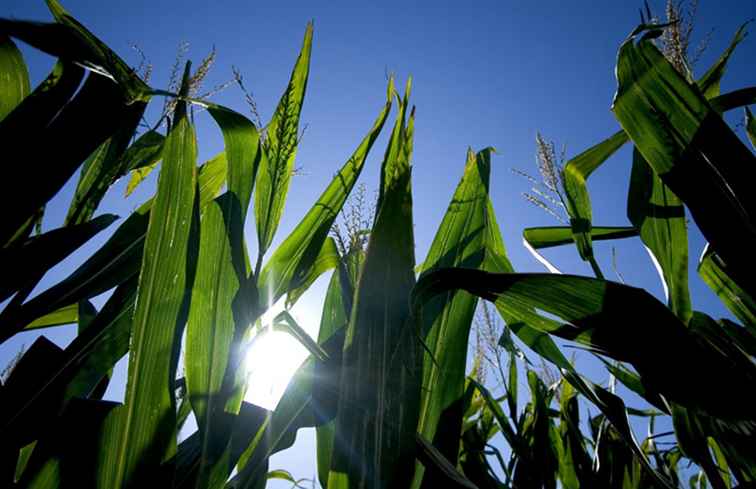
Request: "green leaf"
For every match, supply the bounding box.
[415,433,479,489]
[0,214,117,304]
[414,147,493,486]
[65,103,147,225]
[328,82,419,489]
[627,148,691,323]
[697,22,748,99]
[257,80,392,309]
[612,32,756,299]
[255,23,312,260]
[0,36,30,122]
[698,245,756,332]
[412,268,756,422]
[0,60,84,247]
[285,236,340,308]
[22,304,78,331]
[0,72,132,250]
[315,268,352,488]
[183,102,260,488]
[1,279,137,452]
[265,469,308,488]
[523,225,637,249]
[561,129,629,261]
[746,107,756,150]
[97,68,198,487]
[122,130,166,196]
[1,153,227,342]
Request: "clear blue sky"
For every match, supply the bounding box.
[3,0,755,486]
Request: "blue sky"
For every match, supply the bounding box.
[3,0,756,486]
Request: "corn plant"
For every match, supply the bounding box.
[2,1,756,489]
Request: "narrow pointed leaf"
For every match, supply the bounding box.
[415,434,479,489]
[0,214,117,304]
[697,23,748,99]
[523,226,637,249]
[258,85,392,308]
[328,87,419,489]
[65,103,147,225]
[285,237,339,307]
[414,147,493,485]
[97,76,198,487]
[255,23,312,258]
[698,244,756,331]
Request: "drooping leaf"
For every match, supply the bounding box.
[412,268,756,422]
[255,23,312,260]
[0,153,227,342]
[627,148,691,323]
[96,67,198,488]
[0,60,84,247]
[0,35,30,121]
[0,1,150,102]
[328,82,420,489]
[0,72,131,250]
[0,279,137,451]
[0,214,117,305]
[612,30,756,299]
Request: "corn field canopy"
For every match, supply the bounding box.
[1,1,756,488]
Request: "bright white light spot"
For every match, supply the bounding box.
[242,299,311,410]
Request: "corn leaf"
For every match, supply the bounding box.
[257,80,392,309]
[0,72,131,252]
[328,82,419,489]
[612,30,756,299]
[562,130,629,261]
[65,103,147,225]
[413,147,493,488]
[285,236,340,308]
[96,70,198,487]
[697,22,748,99]
[413,268,756,423]
[0,214,117,305]
[0,279,137,453]
[0,35,30,122]
[184,102,260,488]
[523,225,637,249]
[255,23,312,260]
[415,433,479,489]
[627,148,691,323]
[0,154,226,343]
[0,60,84,247]
[746,107,756,150]
[698,244,755,331]
[22,304,78,331]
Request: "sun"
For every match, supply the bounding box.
[242,301,312,411]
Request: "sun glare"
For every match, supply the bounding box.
[242,302,312,411]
